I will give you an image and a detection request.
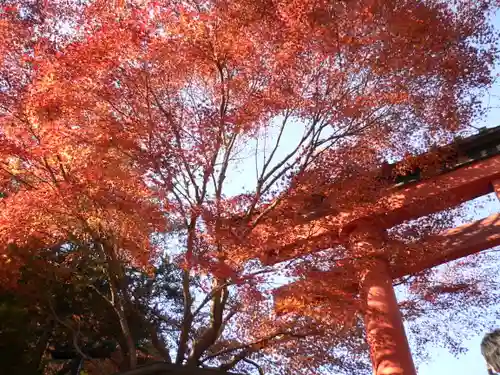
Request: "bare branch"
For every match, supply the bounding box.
[191,281,232,318]
[219,348,252,371]
[47,299,90,361]
[187,281,228,365]
[201,330,310,362]
[176,267,194,364]
[242,358,265,375]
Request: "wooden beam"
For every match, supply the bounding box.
[392,213,500,278]
[374,155,500,227]
[260,155,500,265]
[273,213,500,312]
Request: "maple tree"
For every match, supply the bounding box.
[1,0,500,374]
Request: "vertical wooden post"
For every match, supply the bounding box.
[347,222,417,375]
[360,257,417,375]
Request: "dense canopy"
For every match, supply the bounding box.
[1,0,500,374]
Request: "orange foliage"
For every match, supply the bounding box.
[1,0,499,373]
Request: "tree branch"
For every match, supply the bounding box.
[219,349,252,371]
[187,281,228,365]
[201,330,307,362]
[242,358,264,375]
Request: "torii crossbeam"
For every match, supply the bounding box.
[235,126,500,375]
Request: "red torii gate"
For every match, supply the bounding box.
[238,126,500,375]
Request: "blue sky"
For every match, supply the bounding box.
[420,335,490,375]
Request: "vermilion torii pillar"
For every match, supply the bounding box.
[345,222,417,375]
[230,125,500,375]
